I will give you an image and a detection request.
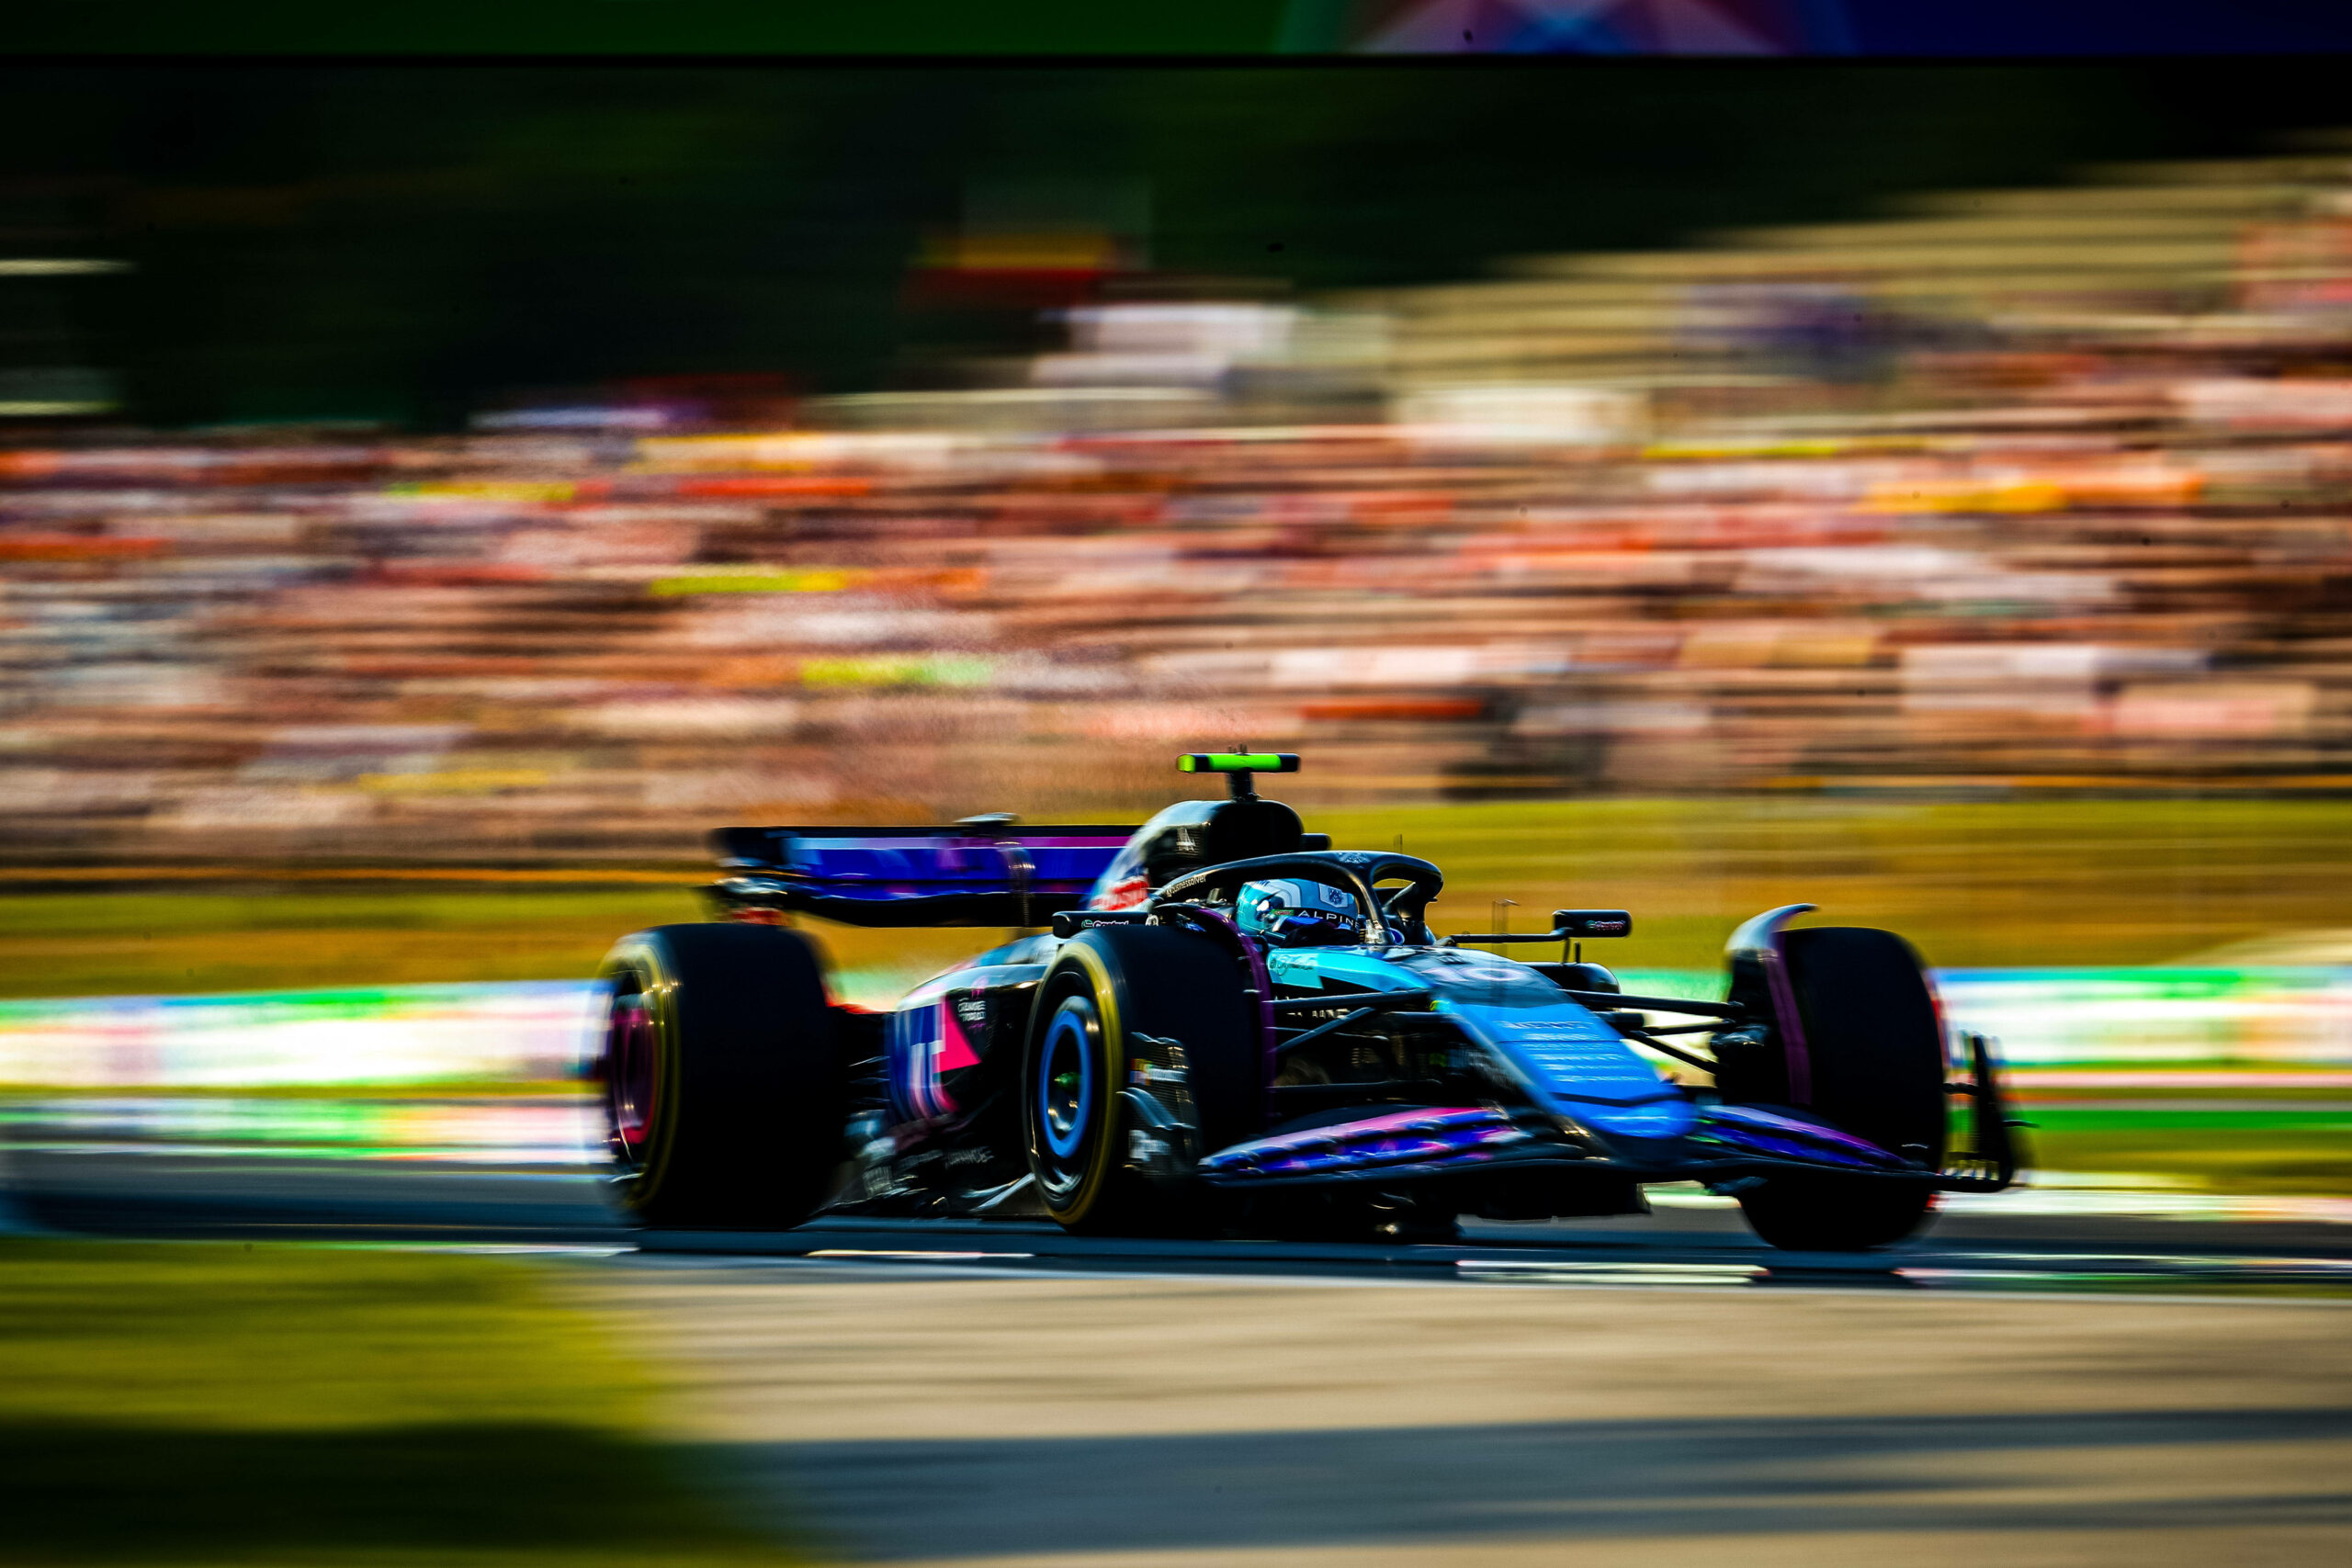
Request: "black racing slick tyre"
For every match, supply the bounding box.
[1023,925,1260,1235]
[600,923,842,1230]
[1736,926,1946,1252]
[1736,1174,1934,1253]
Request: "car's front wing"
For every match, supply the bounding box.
[1192,1100,2006,1192]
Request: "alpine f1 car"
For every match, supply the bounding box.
[598,754,2021,1250]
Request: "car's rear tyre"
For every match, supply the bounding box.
[1023,925,1260,1235]
[600,922,842,1230]
[1736,926,1946,1252]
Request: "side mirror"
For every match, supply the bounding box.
[1050,909,1151,939]
[1554,910,1632,939]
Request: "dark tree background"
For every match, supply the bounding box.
[0,62,2337,428]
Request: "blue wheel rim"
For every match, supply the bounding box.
[1039,999,1094,1163]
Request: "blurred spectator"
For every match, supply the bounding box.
[10,147,2352,860]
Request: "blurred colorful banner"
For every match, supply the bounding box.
[4,969,2346,1178]
[0,1095,597,1166]
[1936,968,2352,1066]
[1626,968,2352,1067]
[0,982,596,1089]
[7,966,2352,1093]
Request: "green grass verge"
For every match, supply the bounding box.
[1313,796,2352,972]
[0,1241,799,1566]
[15,797,2352,997]
[0,888,710,999]
[2021,1111,2352,1197]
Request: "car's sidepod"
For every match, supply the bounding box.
[1266,946,1699,1147]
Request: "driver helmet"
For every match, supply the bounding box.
[1236,878,1362,947]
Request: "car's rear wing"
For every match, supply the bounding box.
[707,824,1138,927]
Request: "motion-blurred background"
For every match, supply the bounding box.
[7,62,2352,1200]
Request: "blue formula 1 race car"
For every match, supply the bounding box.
[597,754,2021,1250]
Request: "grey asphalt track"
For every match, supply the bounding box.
[13,1149,2352,1564]
[12,1147,2352,1292]
[594,1261,2352,1567]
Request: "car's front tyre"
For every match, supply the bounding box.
[1733,925,1946,1251]
[1023,925,1260,1235]
[1736,1175,1933,1251]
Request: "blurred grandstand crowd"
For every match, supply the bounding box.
[9,148,2352,862]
